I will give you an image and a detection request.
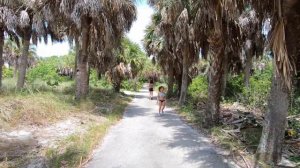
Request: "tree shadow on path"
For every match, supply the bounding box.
[157,111,230,168]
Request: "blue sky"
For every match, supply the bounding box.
[36,1,154,57]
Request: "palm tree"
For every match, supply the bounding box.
[144,12,175,96]
[3,39,21,78]
[0,2,18,87]
[1,0,63,89]
[247,0,300,166]
[148,0,300,166]
[57,0,137,99]
[147,1,202,104]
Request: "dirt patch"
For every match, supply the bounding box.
[0,115,104,163]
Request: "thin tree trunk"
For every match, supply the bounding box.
[244,47,253,88]
[167,64,174,98]
[17,28,31,89]
[176,72,182,98]
[204,31,224,128]
[0,28,4,88]
[74,38,79,80]
[255,70,289,167]
[221,52,229,97]
[179,53,188,106]
[87,65,91,90]
[114,82,121,92]
[75,18,90,100]
[97,69,102,80]
[13,57,19,79]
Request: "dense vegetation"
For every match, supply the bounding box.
[0,38,148,167]
[144,0,300,167]
[0,0,299,167]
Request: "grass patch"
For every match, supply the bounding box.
[45,123,109,168]
[44,95,131,168]
[0,78,132,168]
[0,92,74,129]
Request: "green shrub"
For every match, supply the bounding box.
[290,89,300,116]
[89,70,112,89]
[241,64,272,110]
[3,67,13,78]
[27,61,61,86]
[188,76,208,103]
[29,79,51,92]
[1,78,17,93]
[225,74,244,100]
[223,63,272,110]
[121,79,143,91]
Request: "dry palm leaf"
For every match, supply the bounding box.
[270,18,296,90]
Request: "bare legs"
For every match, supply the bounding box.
[150,91,153,99]
[158,101,166,115]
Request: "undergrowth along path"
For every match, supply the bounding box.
[86,86,232,168]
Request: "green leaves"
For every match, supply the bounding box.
[27,54,75,86]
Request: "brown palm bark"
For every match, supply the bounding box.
[179,52,188,105]
[244,47,254,88]
[256,0,300,166]
[175,71,183,98]
[167,64,174,98]
[75,18,90,100]
[17,27,31,89]
[204,31,224,128]
[0,28,4,88]
[13,57,19,79]
[74,38,80,80]
[255,70,289,167]
[221,52,229,97]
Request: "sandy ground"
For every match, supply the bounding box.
[0,117,88,161]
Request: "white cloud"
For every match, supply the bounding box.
[127,4,154,49]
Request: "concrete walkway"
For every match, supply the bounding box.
[86,87,232,168]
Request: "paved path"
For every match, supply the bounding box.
[86,87,232,168]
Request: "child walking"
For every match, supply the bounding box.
[157,86,166,115]
[149,78,154,100]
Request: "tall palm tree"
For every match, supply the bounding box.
[0,2,18,87]
[192,0,244,126]
[248,0,300,166]
[149,0,300,166]
[58,0,137,99]
[144,11,177,97]
[1,0,63,89]
[4,39,21,78]
[148,0,202,104]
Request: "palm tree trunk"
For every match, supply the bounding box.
[17,28,31,89]
[175,72,182,98]
[167,64,174,98]
[244,47,253,88]
[179,53,188,106]
[221,52,229,97]
[75,18,90,100]
[0,28,4,88]
[204,32,224,128]
[255,70,289,167]
[74,38,80,80]
[255,1,300,166]
[14,57,19,79]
